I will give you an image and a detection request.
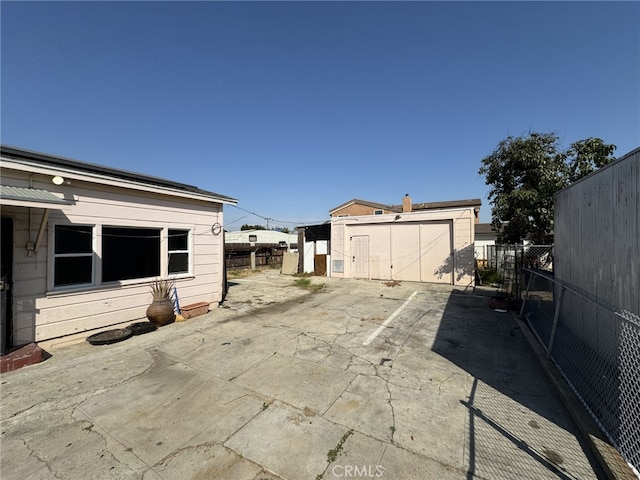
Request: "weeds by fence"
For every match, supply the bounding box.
[482,244,553,299]
[520,268,640,475]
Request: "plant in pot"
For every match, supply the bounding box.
[146,278,176,327]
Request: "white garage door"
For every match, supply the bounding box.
[390,221,452,283]
[419,221,453,283]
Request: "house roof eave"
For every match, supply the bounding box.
[0,145,238,206]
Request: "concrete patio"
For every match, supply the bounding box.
[0,269,604,479]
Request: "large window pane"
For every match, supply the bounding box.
[168,229,188,251]
[168,253,189,274]
[102,227,160,282]
[55,225,92,254]
[55,257,93,286]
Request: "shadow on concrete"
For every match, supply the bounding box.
[433,288,605,479]
[521,271,640,475]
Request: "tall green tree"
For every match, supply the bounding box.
[479,132,616,244]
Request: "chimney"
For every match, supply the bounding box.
[402,194,412,213]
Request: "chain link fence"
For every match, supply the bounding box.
[483,244,553,299]
[520,268,640,475]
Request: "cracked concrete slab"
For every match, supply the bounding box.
[146,443,278,480]
[323,429,387,479]
[225,401,346,480]
[233,353,355,414]
[163,324,300,381]
[77,358,265,467]
[2,403,144,479]
[0,269,605,480]
[325,374,395,443]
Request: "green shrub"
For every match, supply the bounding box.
[479,267,502,285]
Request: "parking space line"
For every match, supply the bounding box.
[362,290,418,346]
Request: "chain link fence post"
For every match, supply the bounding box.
[518,269,534,318]
[546,285,565,359]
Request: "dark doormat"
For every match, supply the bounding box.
[129,322,157,335]
[86,328,133,346]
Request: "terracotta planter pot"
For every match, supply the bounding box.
[146,300,175,327]
[180,302,209,319]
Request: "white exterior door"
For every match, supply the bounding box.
[351,235,369,279]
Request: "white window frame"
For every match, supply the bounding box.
[50,224,96,290]
[49,224,196,293]
[374,209,383,215]
[167,228,192,278]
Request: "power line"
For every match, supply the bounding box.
[227,204,327,227]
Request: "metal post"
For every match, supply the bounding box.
[519,269,534,318]
[546,285,565,359]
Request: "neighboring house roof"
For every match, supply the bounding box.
[329,199,395,215]
[475,223,499,235]
[412,198,482,211]
[330,197,482,215]
[0,145,238,205]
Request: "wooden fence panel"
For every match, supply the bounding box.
[225,244,286,270]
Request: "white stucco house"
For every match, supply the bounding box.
[0,146,237,351]
[329,195,480,286]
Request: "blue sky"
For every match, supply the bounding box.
[2,1,639,229]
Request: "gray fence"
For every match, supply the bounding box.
[519,268,640,474]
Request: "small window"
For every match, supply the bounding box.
[248,234,257,242]
[374,210,383,215]
[168,229,190,275]
[338,214,350,218]
[54,225,94,287]
[102,227,161,282]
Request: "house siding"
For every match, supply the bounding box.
[2,169,225,347]
[454,216,474,283]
